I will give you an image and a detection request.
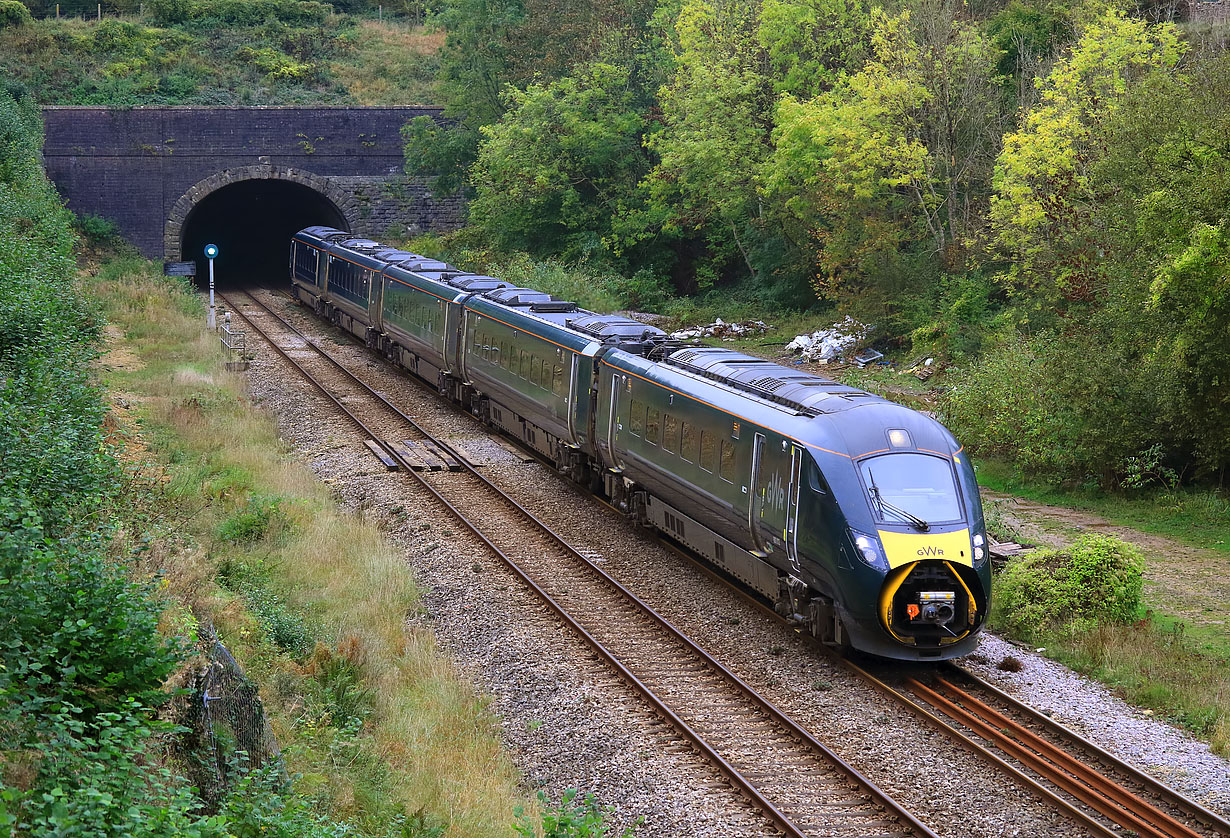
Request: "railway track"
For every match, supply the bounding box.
[650,539,1230,838]
[219,288,935,838]
[850,661,1230,838]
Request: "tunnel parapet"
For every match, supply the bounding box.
[41,106,465,263]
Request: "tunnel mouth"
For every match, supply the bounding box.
[180,178,348,290]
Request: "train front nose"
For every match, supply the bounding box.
[875,529,987,650]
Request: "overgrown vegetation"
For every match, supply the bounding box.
[991,534,1228,753]
[403,0,1230,493]
[90,248,642,837]
[995,534,1145,637]
[1,2,440,105]
[1,85,633,836]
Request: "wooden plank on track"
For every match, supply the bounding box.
[389,442,430,471]
[401,439,446,471]
[364,439,399,471]
[420,439,462,471]
[446,441,482,468]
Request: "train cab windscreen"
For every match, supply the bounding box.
[859,454,961,528]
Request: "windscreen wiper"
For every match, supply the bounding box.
[868,470,930,532]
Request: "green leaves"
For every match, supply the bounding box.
[990,9,1185,305]
[469,61,652,260]
[994,534,1145,639]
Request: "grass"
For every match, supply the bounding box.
[975,457,1230,559]
[989,602,1230,755]
[332,19,442,105]
[0,13,440,106]
[88,255,525,835]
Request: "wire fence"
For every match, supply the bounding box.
[174,625,282,810]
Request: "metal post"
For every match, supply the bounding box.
[97,3,101,21]
[208,258,216,329]
[204,243,219,329]
[56,4,60,18]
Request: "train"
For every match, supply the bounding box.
[290,227,991,661]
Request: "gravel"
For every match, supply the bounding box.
[236,290,1230,836]
[963,633,1230,816]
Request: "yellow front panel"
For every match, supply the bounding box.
[877,528,972,569]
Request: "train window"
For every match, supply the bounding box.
[719,439,736,483]
[645,408,661,446]
[538,358,548,389]
[551,364,565,396]
[501,341,510,368]
[519,350,529,378]
[663,414,679,454]
[859,453,962,524]
[629,399,644,436]
[808,459,829,495]
[700,429,715,472]
[681,421,697,462]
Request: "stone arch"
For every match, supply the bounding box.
[164,165,355,261]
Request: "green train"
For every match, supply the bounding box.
[292,227,991,660]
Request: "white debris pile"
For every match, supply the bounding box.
[670,317,771,340]
[784,317,871,363]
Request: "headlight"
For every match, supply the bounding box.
[850,530,888,572]
[973,532,986,566]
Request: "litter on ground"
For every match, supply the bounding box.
[671,318,772,340]
[783,317,871,363]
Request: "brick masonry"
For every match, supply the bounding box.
[41,106,466,260]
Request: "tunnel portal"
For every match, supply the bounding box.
[181,178,348,289]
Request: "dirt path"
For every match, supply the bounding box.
[982,490,1229,644]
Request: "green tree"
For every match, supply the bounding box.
[640,0,776,289]
[756,0,869,98]
[469,62,653,261]
[990,8,1184,313]
[764,3,1005,299]
[1148,221,1230,470]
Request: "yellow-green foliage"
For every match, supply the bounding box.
[994,533,1145,639]
[0,0,31,27]
[991,9,1185,293]
[90,260,524,837]
[236,44,313,81]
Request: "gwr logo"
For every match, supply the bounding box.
[764,472,787,512]
[917,545,945,556]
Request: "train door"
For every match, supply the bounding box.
[748,433,770,557]
[370,271,385,333]
[606,371,627,471]
[444,295,466,375]
[785,444,804,575]
[566,353,581,446]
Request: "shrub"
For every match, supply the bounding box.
[191,0,330,25]
[515,789,640,838]
[993,533,1145,640]
[0,0,31,27]
[77,211,120,242]
[216,494,288,545]
[0,507,184,729]
[147,0,191,24]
